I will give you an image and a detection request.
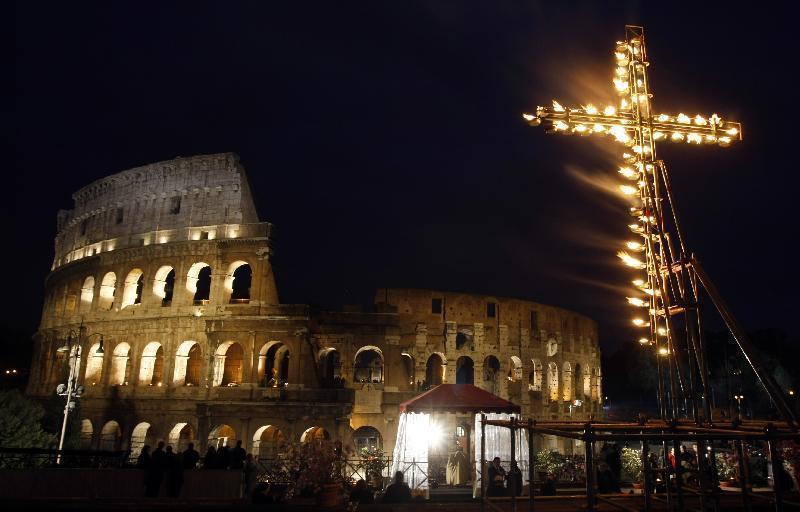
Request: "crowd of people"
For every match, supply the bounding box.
[135,439,252,497]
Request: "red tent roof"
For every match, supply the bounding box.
[399,384,521,414]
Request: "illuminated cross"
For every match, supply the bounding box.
[524,25,795,426]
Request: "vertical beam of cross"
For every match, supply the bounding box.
[524,25,796,426]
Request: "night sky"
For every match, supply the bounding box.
[9,2,800,369]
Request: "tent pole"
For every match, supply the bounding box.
[481,413,486,512]
[511,416,517,512]
[528,418,534,512]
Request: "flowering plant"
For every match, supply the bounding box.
[715,451,738,481]
[357,446,389,479]
[620,447,643,482]
[283,440,346,496]
[535,449,566,480]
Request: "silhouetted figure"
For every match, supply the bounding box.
[539,474,557,496]
[507,461,523,496]
[165,446,184,498]
[204,446,218,469]
[350,479,375,504]
[597,462,621,493]
[183,442,199,469]
[137,445,151,468]
[487,457,507,497]
[219,445,231,469]
[244,454,258,497]
[382,471,412,503]
[607,444,622,483]
[145,442,166,497]
[230,440,246,469]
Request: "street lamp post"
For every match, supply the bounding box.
[55,328,103,460]
[733,394,744,420]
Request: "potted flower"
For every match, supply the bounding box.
[715,451,737,487]
[357,446,389,490]
[286,440,346,507]
[621,447,643,489]
[535,449,566,482]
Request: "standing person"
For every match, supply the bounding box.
[136,445,151,468]
[507,461,523,496]
[607,444,622,484]
[539,474,557,496]
[203,446,218,469]
[487,457,507,497]
[382,471,411,503]
[243,454,258,498]
[350,479,375,504]
[219,445,232,469]
[165,446,184,498]
[183,442,200,469]
[230,440,246,469]
[145,442,166,497]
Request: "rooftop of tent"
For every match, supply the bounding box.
[399,384,521,414]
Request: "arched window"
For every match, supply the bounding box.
[584,366,593,398]
[121,269,144,308]
[214,342,244,386]
[153,266,175,307]
[456,356,474,385]
[139,342,164,386]
[80,419,93,449]
[259,342,290,387]
[425,353,445,387]
[109,342,131,386]
[98,272,116,310]
[168,423,196,453]
[456,330,471,350]
[562,362,573,402]
[252,425,285,458]
[84,342,104,385]
[129,422,152,458]
[353,426,383,451]
[187,262,211,305]
[80,276,95,310]
[401,353,415,387]
[99,420,121,451]
[300,426,330,444]
[548,362,559,402]
[208,424,236,448]
[483,355,500,394]
[318,348,341,387]
[529,359,543,391]
[354,346,384,384]
[508,356,523,382]
[225,261,252,303]
[173,341,202,386]
[592,367,602,402]
[574,364,583,400]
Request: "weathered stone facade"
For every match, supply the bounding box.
[28,153,602,457]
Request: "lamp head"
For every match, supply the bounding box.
[95,336,105,355]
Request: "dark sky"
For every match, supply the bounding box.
[9,1,800,360]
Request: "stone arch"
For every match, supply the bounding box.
[483,355,501,394]
[80,276,95,310]
[80,419,93,449]
[168,423,196,452]
[138,342,164,386]
[187,262,211,304]
[456,356,474,385]
[153,265,175,306]
[84,342,104,385]
[562,362,573,402]
[173,340,202,386]
[300,426,330,443]
[98,272,116,310]
[401,352,415,387]
[353,425,383,452]
[99,420,121,451]
[354,346,384,384]
[548,362,559,402]
[592,367,602,401]
[508,355,523,382]
[318,347,342,386]
[109,342,131,386]
[208,424,236,448]
[574,363,583,400]
[129,422,153,458]
[426,353,445,386]
[121,269,144,308]
[214,341,244,386]
[225,260,252,303]
[584,366,593,398]
[258,341,290,387]
[529,359,543,391]
[252,425,286,458]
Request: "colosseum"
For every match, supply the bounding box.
[27,152,603,468]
